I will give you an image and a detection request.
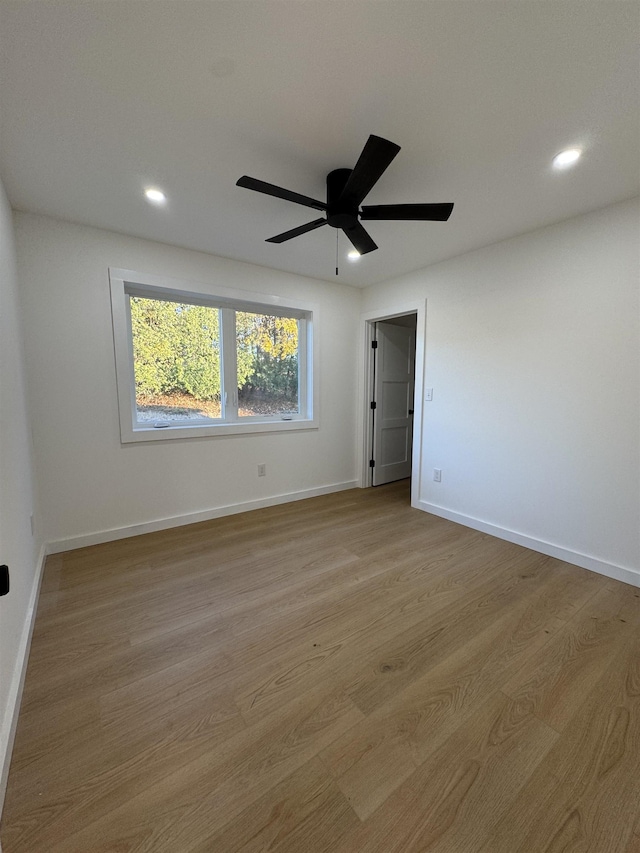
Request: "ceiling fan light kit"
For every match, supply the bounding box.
[236,135,454,265]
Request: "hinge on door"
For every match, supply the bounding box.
[371,340,378,349]
[0,565,9,596]
[370,401,376,410]
[369,459,375,468]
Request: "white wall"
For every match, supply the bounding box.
[363,198,640,581]
[14,214,361,548]
[0,182,42,809]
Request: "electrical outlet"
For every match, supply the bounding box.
[257,463,266,477]
[433,468,442,482]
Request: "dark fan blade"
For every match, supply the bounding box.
[266,218,327,244]
[339,135,401,208]
[237,176,326,211]
[342,221,378,255]
[361,203,454,221]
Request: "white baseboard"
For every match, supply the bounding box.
[0,543,47,819]
[417,500,640,588]
[47,480,359,554]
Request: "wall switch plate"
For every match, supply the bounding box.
[257,464,266,477]
[425,388,433,401]
[433,468,442,482]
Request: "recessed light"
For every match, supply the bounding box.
[347,250,361,262]
[144,187,167,204]
[552,148,582,170]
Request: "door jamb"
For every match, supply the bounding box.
[357,301,427,509]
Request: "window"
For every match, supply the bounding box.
[109,269,316,442]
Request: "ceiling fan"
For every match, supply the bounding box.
[236,134,454,257]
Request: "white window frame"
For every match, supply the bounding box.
[109,268,318,443]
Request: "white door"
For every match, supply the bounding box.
[372,321,416,486]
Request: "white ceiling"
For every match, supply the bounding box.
[1,1,638,287]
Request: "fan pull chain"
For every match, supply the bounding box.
[335,230,339,276]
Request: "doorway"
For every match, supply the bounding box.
[368,313,417,487]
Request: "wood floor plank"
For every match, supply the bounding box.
[185,758,359,853]
[626,835,640,853]
[2,481,638,853]
[44,685,363,853]
[332,690,558,852]
[502,583,640,732]
[225,541,542,723]
[7,673,245,808]
[19,607,231,716]
[319,564,594,819]
[334,549,555,715]
[227,539,531,723]
[11,624,234,776]
[479,628,640,853]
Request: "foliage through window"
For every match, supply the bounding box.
[109,269,315,441]
[131,298,222,420]
[236,312,299,417]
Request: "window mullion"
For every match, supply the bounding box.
[221,307,238,422]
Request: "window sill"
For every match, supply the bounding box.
[120,417,319,443]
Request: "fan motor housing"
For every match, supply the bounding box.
[326,168,358,229]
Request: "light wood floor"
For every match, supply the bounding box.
[2,481,640,852]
